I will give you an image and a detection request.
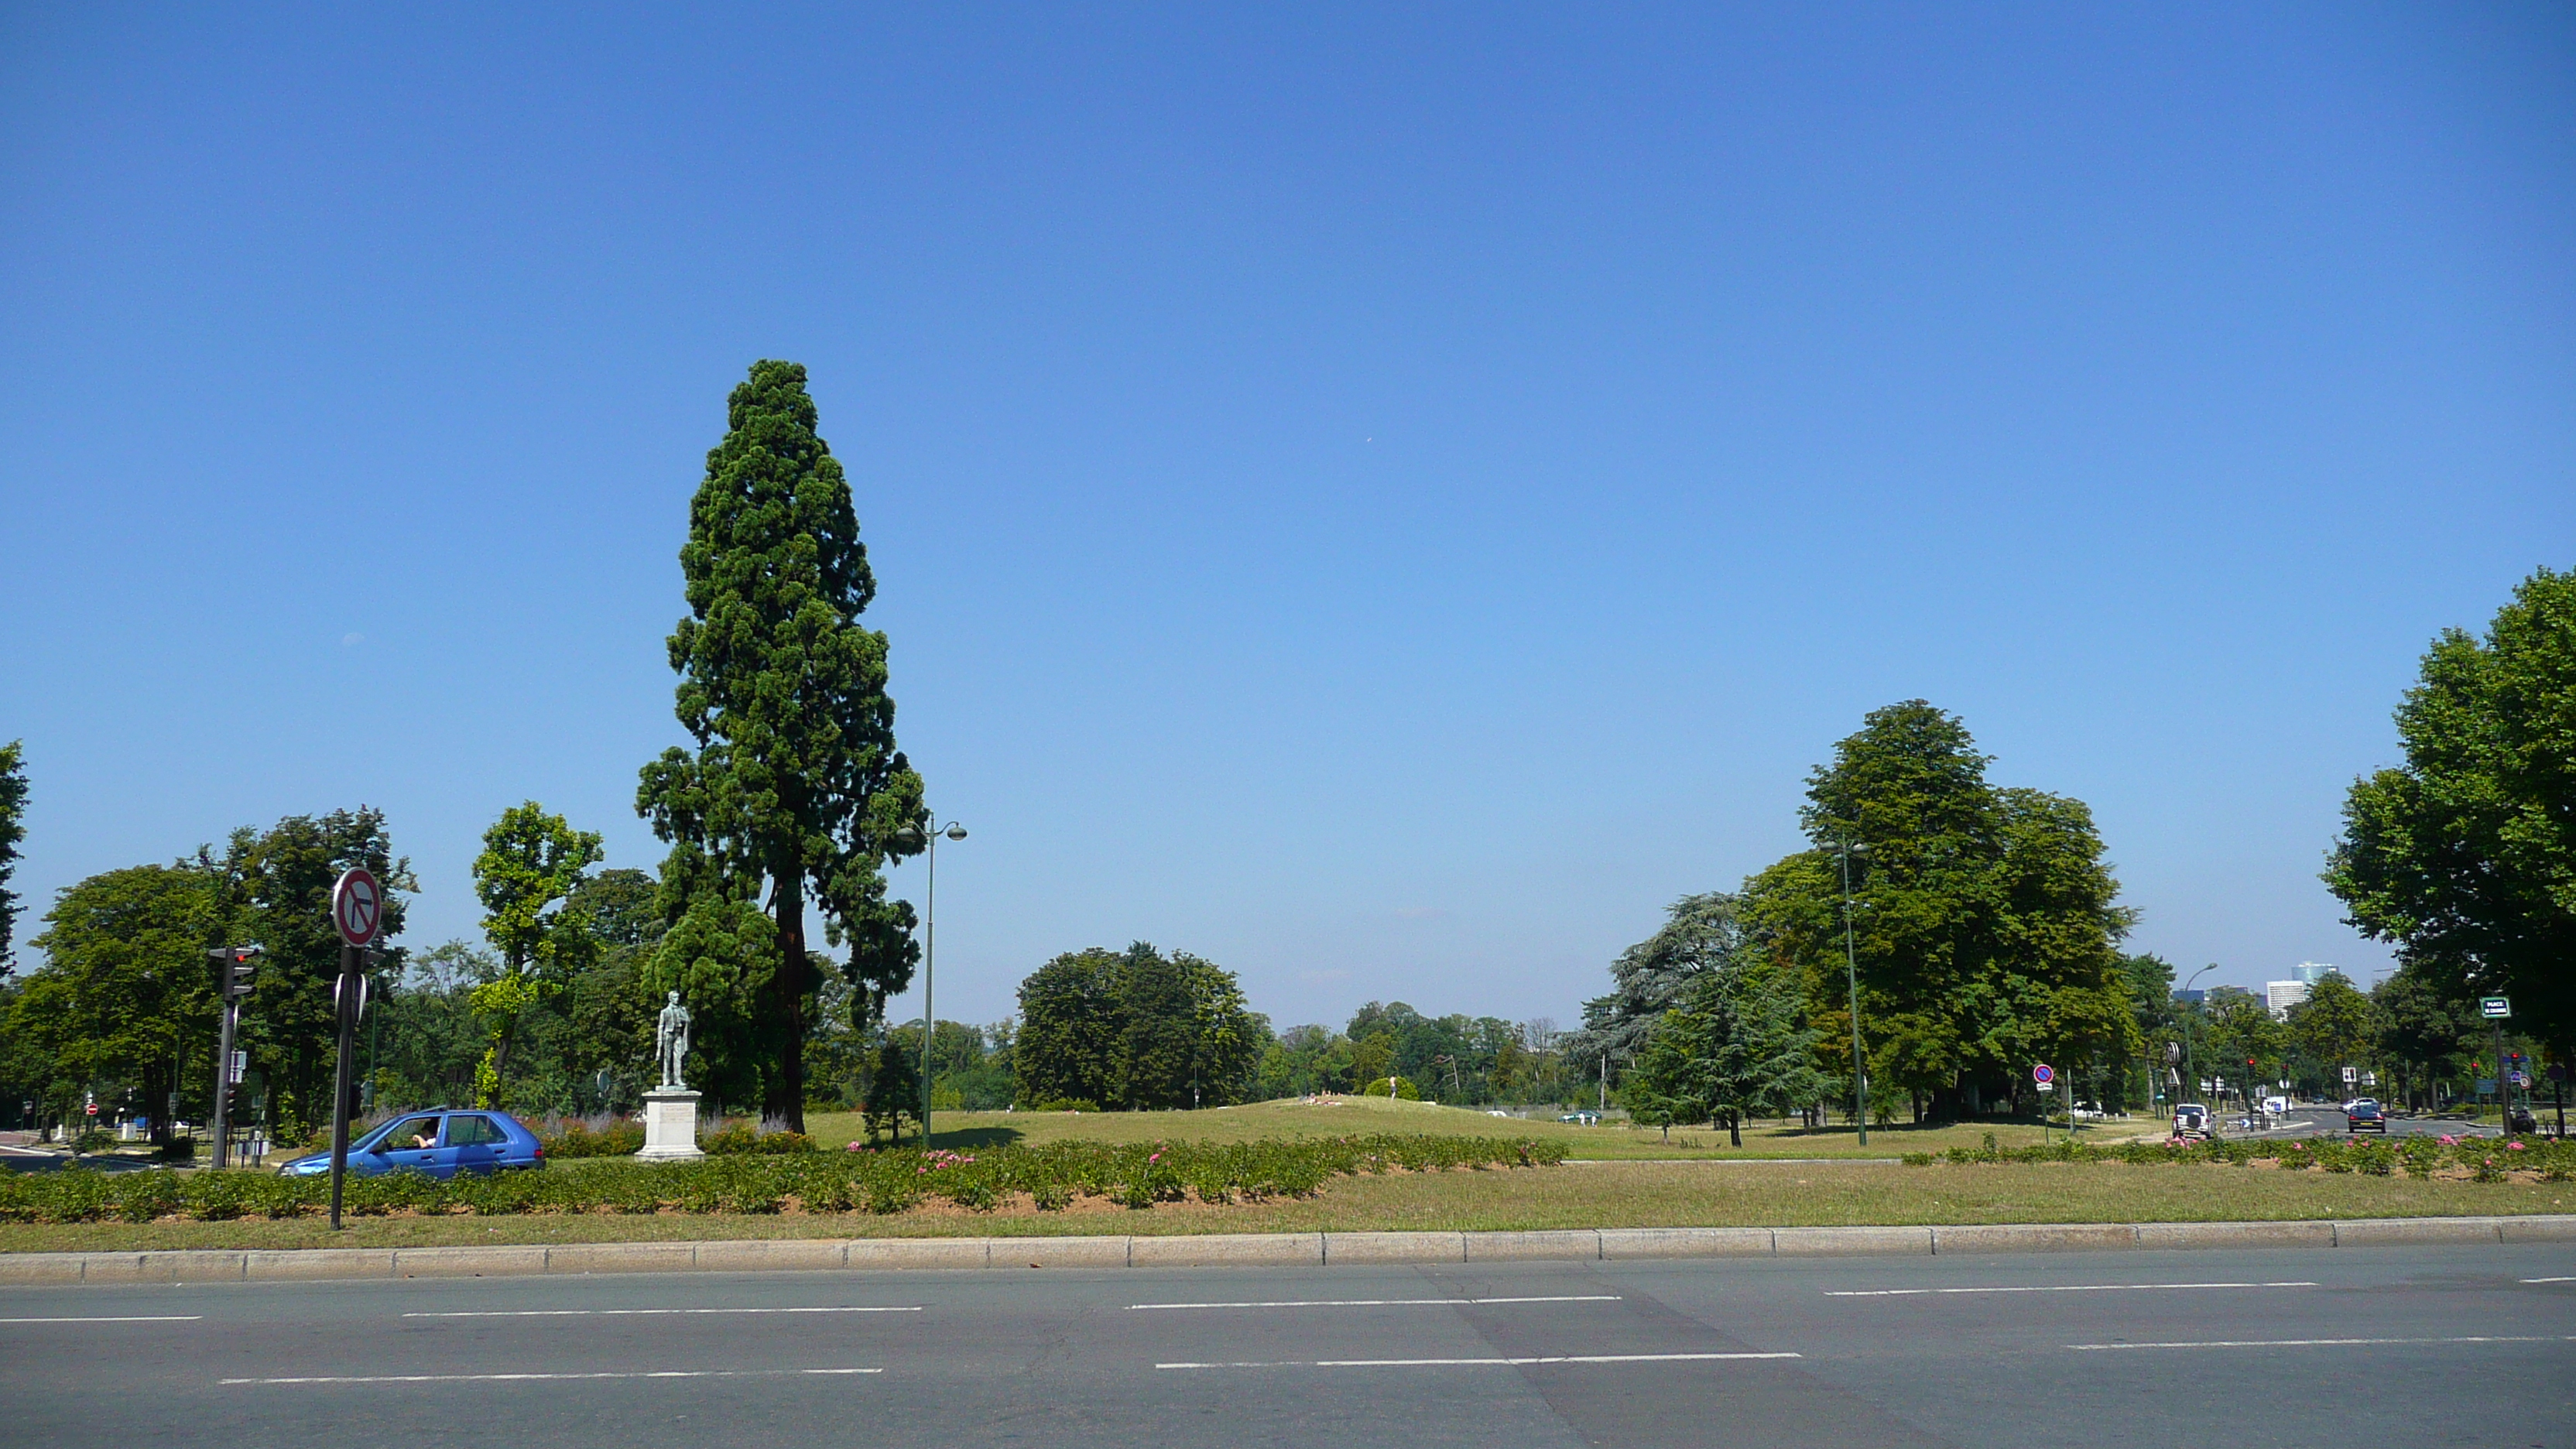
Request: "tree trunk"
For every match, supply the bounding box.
[771,875,808,1134]
[1727,1110,1742,1149]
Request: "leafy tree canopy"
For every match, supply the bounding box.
[638,360,927,1132]
[2328,566,2576,1055]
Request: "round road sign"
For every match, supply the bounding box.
[2032,1063,2055,1085]
[331,867,383,946]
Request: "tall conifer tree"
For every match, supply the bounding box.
[639,361,926,1131]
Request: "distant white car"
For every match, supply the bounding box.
[2262,1097,2289,1115]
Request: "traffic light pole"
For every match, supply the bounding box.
[211,997,238,1170]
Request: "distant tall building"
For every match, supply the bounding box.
[2265,980,2310,1019]
[2173,988,2206,1005]
[2290,962,2339,985]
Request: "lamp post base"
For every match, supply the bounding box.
[636,1089,704,1163]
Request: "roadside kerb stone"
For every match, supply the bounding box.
[0,1252,84,1283]
[1773,1226,1932,1255]
[1131,1233,1324,1268]
[1598,1227,1775,1259]
[2499,1216,2576,1243]
[546,1242,697,1275]
[989,1235,1129,1269]
[78,1251,248,1284]
[1465,1230,1600,1261]
[1933,1224,2138,1255]
[693,1238,851,1273]
[394,1245,550,1278]
[844,1238,985,1271]
[245,1248,394,1281]
[1323,1231,1466,1265]
[11,1215,2575,1286]
[2133,1220,2337,1250]
[2331,1217,2504,1247]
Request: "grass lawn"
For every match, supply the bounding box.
[3,1160,2562,1255]
[824,1094,2167,1160]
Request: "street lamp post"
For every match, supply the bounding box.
[1824,841,1871,1146]
[2178,964,2217,1114]
[899,821,968,1147]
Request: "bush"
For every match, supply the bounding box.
[71,1129,116,1155]
[1358,1077,1421,1101]
[537,1118,646,1159]
[159,1135,197,1163]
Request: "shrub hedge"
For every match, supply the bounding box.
[1898,1131,2575,1180]
[0,1133,1562,1225]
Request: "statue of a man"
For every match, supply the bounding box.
[656,991,691,1091]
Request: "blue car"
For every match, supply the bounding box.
[276,1108,545,1180]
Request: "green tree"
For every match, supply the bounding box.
[1570,893,1747,1077]
[2373,961,2473,1109]
[2327,567,2576,1064]
[0,741,26,971]
[862,1036,920,1145]
[637,360,927,1132]
[1627,958,1824,1146]
[468,803,603,1106]
[2286,973,2380,1094]
[213,810,415,1137]
[1013,948,1124,1108]
[17,864,225,1139]
[1747,701,2138,1122]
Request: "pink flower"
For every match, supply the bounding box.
[2508,1142,2526,1151]
[2437,1135,2458,1145]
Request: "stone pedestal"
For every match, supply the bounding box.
[637,1089,704,1163]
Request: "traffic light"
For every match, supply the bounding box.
[218,946,259,999]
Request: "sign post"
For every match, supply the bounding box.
[2482,998,2513,1132]
[326,868,382,1231]
[2033,1064,2055,1144]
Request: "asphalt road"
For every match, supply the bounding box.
[4,1245,2570,1448]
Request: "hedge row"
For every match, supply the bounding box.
[1900,1132,2576,1180]
[0,1133,1563,1225]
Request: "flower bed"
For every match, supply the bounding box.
[1900,1132,2574,1181]
[0,1133,1562,1225]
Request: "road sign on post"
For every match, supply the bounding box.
[2481,997,2512,1019]
[2342,1066,2358,1085]
[325,868,383,1231]
[2033,1064,2054,1085]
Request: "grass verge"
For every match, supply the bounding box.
[842,1094,2163,1160]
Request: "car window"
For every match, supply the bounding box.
[447,1114,502,1146]
[375,1115,442,1152]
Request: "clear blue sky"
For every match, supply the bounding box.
[4,6,2570,1033]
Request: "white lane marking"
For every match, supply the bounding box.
[1127,1295,1622,1311]
[221,1367,883,1385]
[1829,1282,2317,1298]
[2523,1277,2576,1284]
[0,1315,204,1324]
[1158,1351,1800,1369]
[2067,1336,2576,1351]
[402,1306,921,1319]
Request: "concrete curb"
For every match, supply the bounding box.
[2,1214,2568,1286]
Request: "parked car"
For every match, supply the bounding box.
[2172,1103,2215,1140]
[276,1108,544,1180]
[2345,1099,2387,1133]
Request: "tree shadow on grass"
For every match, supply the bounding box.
[923,1126,1025,1150]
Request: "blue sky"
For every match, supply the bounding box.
[4,5,2570,1033]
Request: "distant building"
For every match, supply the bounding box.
[2266,963,2345,1019]
[2173,988,2206,1005]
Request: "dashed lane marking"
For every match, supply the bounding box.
[221,1368,882,1386]
[0,1315,204,1324]
[402,1306,921,1318]
[1127,1295,1622,1311]
[1157,1351,1800,1369]
[1829,1282,2316,1298]
[2067,1336,2576,1351]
